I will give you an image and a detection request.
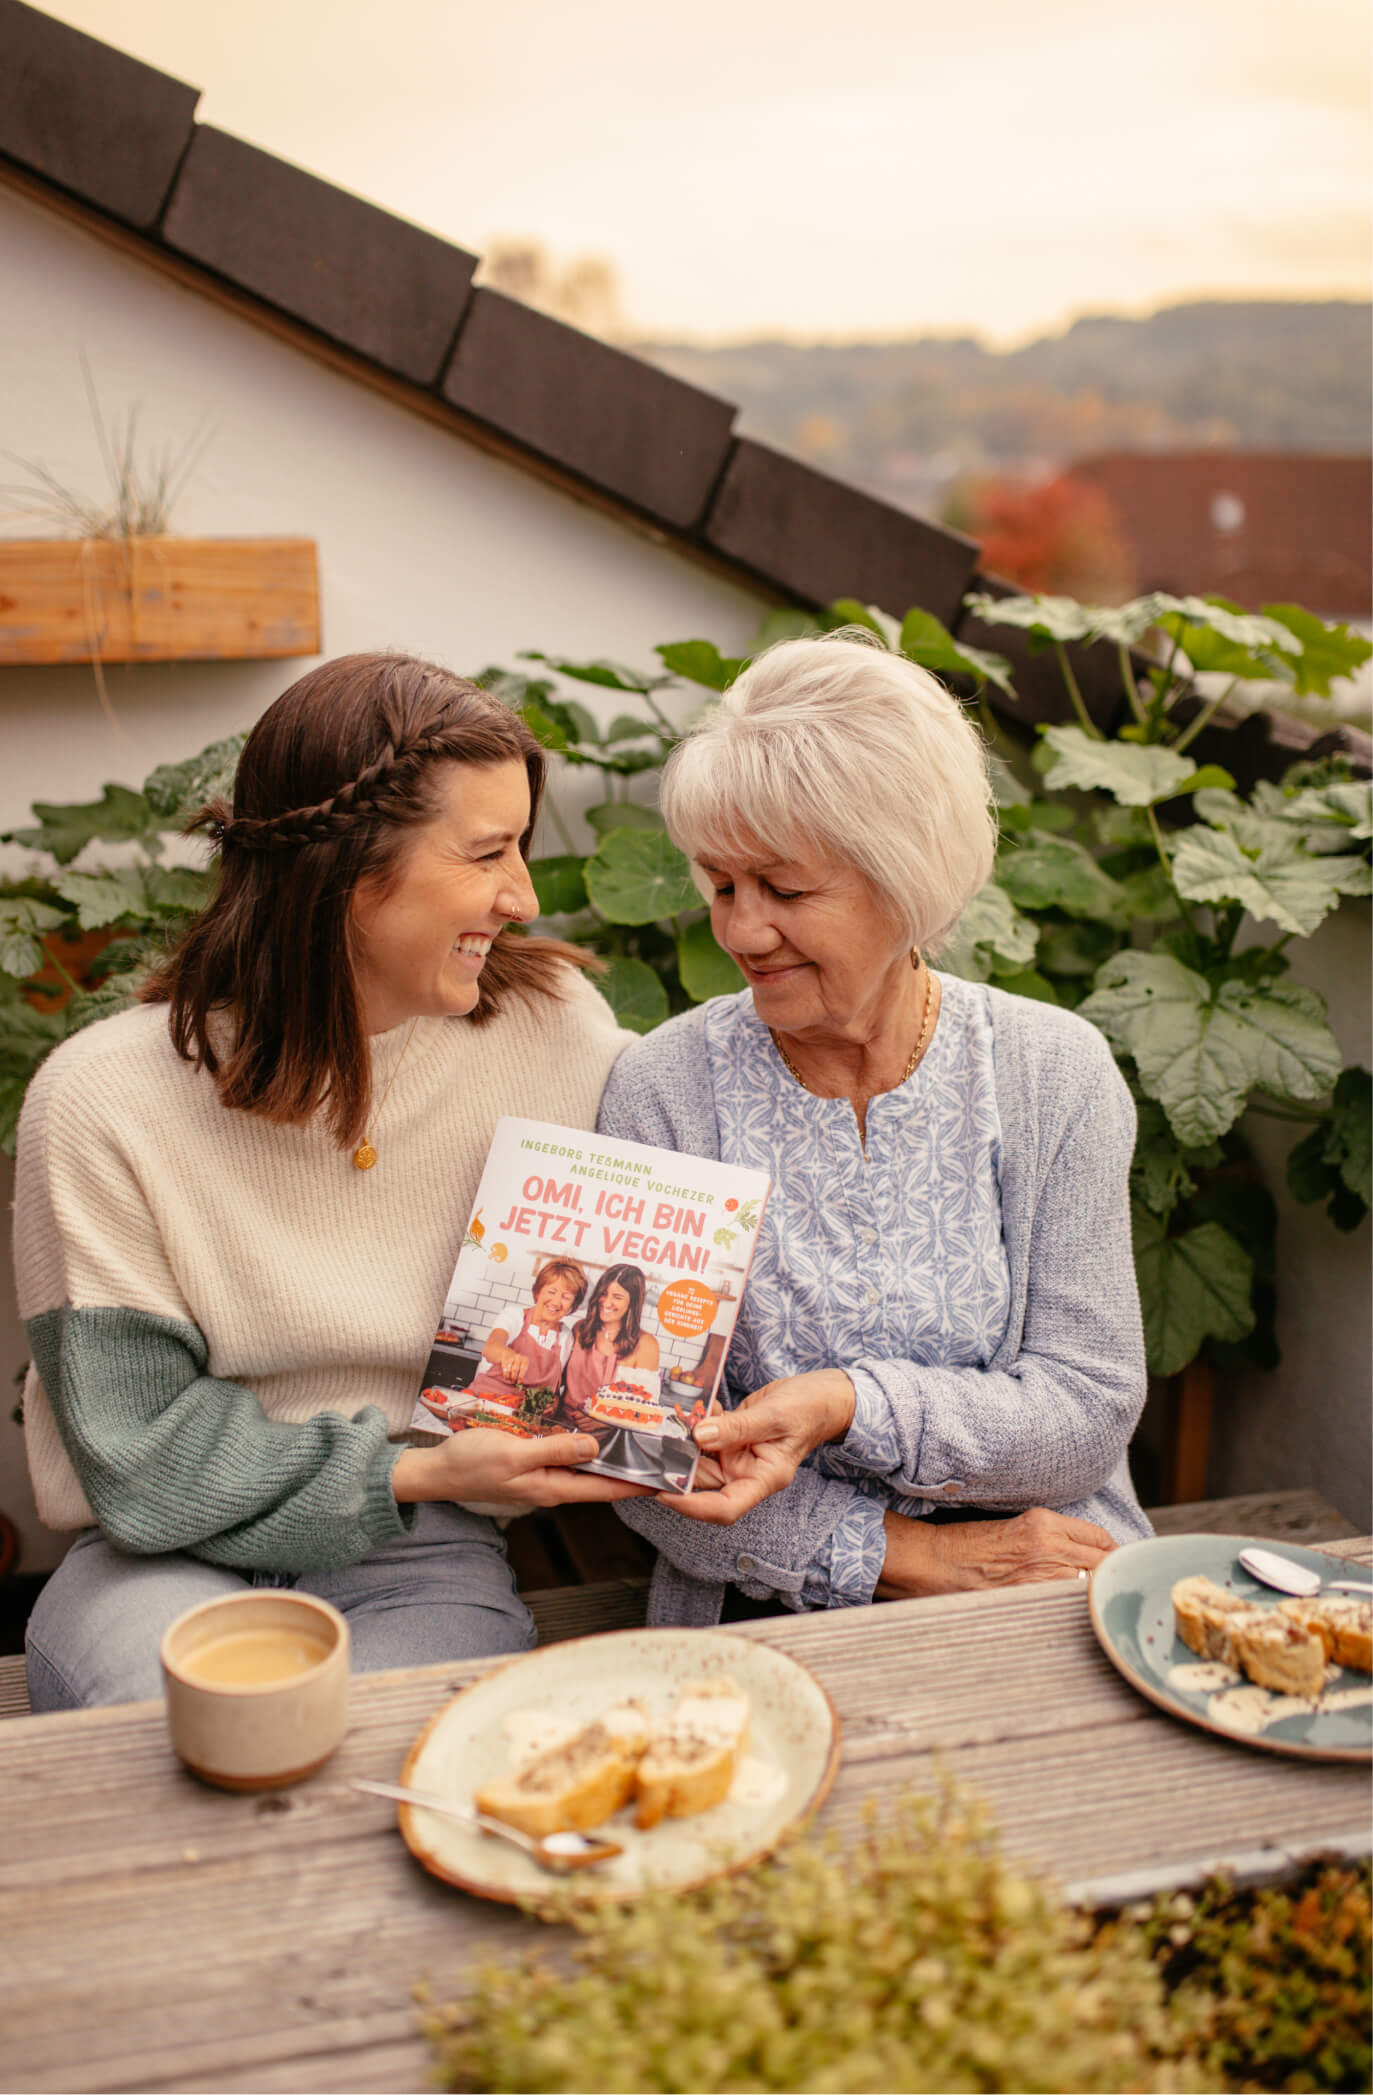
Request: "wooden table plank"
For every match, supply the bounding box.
[2,1541,1368,2095]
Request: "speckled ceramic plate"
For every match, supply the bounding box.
[397,1627,841,1903]
[1089,1534,1371,1762]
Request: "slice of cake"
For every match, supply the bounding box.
[474,1702,648,1838]
[634,1676,750,1831]
[1171,1575,1251,1661]
[1278,1593,1372,1674]
[1226,1608,1326,1698]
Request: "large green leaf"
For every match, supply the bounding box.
[598,956,669,1034]
[897,608,1015,700]
[475,666,558,708]
[53,865,211,931]
[1039,725,1203,808]
[823,599,900,646]
[1128,1098,1218,1222]
[601,715,663,747]
[1171,825,1360,937]
[520,651,672,694]
[1280,780,1373,843]
[1034,918,1118,979]
[655,641,745,692]
[584,829,699,925]
[1260,605,1373,697]
[5,784,160,866]
[0,896,67,978]
[528,855,589,918]
[995,834,1130,924]
[1079,952,1342,1144]
[142,734,246,824]
[941,883,1038,982]
[1131,1204,1255,1377]
[584,802,664,836]
[1287,1065,1371,1226]
[676,915,745,1002]
[963,592,1093,643]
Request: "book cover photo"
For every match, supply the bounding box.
[407,1117,771,1491]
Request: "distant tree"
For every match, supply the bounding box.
[951,474,1135,600]
[478,239,626,340]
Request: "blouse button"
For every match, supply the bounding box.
[865,1286,879,1307]
[736,1554,757,1574]
[859,1227,877,1245]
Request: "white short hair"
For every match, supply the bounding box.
[660,634,997,951]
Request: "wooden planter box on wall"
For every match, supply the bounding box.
[0,536,319,664]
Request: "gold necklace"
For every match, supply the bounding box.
[770,956,935,1096]
[353,1020,419,1171]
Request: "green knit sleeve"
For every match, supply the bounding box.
[27,1305,415,1570]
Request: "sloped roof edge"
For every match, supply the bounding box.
[0,0,1366,784]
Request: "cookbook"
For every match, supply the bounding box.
[407,1116,771,1489]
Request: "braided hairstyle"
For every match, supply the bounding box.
[144,652,588,1147]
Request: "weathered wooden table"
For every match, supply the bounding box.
[2,1536,1369,2095]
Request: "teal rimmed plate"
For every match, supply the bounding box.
[1089,1534,1371,1762]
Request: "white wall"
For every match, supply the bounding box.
[0,181,765,1570]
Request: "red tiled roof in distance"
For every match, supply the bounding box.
[1064,453,1372,617]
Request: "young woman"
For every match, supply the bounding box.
[561,1264,661,1422]
[16,653,642,1708]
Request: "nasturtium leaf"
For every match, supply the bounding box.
[5,784,160,867]
[1079,951,1342,1145]
[1281,780,1373,841]
[676,915,745,1002]
[584,802,664,836]
[53,865,210,931]
[584,829,699,925]
[655,640,746,692]
[1035,918,1118,979]
[988,966,1060,1004]
[1260,605,1373,697]
[0,897,67,978]
[995,834,1130,924]
[941,883,1039,982]
[600,714,660,746]
[521,651,673,694]
[823,599,900,647]
[962,592,1094,644]
[1131,1204,1255,1378]
[142,735,247,825]
[597,956,669,1034]
[897,608,1015,699]
[1287,1065,1372,1223]
[1171,824,1356,938]
[1039,725,1201,807]
[528,855,589,918]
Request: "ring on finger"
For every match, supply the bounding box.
[1076,1568,1089,1582]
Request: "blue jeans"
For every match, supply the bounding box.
[25,1503,536,1711]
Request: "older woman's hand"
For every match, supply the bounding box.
[876,1506,1115,1598]
[661,1371,856,1523]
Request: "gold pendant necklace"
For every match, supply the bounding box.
[353,1019,419,1171]
[771,953,935,1096]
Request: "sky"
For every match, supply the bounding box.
[37,0,1373,344]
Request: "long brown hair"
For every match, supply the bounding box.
[574,1264,647,1359]
[145,653,589,1147]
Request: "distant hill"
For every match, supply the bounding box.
[640,301,1371,514]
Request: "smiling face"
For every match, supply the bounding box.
[700,844,914,1043]
[533,1273,578,1323]
[598,1280,631,1326]
[349,759,537,1033]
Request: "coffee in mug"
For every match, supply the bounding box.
[161,1591,350,1791]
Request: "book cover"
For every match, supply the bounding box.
[407,1116,770,1491]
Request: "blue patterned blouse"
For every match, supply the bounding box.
[705,973,1011,1609]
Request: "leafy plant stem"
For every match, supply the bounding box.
[39,944,81,997]
[1173,676,1241,757]
[1053,640,1100,738]
[1117,643,1147,727]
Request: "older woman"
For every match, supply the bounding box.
[599,634,1151,1626]
[16,653,641,1708]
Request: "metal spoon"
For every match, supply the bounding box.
[350,1777,622,1873]
[1237,1546,1373,1599]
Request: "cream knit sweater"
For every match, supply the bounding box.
[15,970,628,1560]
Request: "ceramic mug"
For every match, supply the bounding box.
[160,1590,350,1791]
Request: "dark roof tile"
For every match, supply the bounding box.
[161,126,475,384]
[0,0,197,228]
[705,439,978,626]
[441,290,735,531]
